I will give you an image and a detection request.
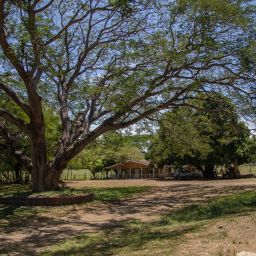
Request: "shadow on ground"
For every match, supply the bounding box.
[0,182,255,255]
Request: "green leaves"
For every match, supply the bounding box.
[68,131,145,174]
[0,0,254,186]
[148,93,252,167]
[176,0,250,26]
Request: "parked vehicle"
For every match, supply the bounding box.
[222,166,240,178]
[173,165,203,180]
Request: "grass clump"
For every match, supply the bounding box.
[163,190,256,224]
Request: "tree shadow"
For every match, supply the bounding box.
[43,222,197,256]
[0,204,19,219]
[0,183,255,255]
[160,189,256,224]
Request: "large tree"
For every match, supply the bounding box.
[0,0,254,191]
[148,94,251,178]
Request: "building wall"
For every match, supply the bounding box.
[124,168,152,178]
[157,166,171,178]
[112,167,171,179]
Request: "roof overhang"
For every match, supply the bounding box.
[106,160,150,170]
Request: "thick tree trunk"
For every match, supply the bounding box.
[91,170,96,180]
[34,124,109,191]
[31,152,64,192]
[45,169,62,190]
[30,129,49,192]
[14,162,22,183]
[232,159,239,178]
[29,92,49,192]
[46,153,70,190]
[203,164,216,179]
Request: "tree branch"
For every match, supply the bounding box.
[0,0,29,84]
[34,0,54,13]
[0,109,29,134]
[0,82,30,115]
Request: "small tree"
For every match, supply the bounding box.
[79,149,104,179]
[71,131,145,179]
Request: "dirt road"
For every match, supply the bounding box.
[67,178,256,188]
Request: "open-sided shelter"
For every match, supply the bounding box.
[106,160,156,179]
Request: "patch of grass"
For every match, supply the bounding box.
[0,184,149,200]
[42,222,194,256]
[162,190,256,224]
[0,187,40,223]
[0,185,150,221]
[80,186,149,202]
[0,205,43,222]
[61,169,92,180]
[32,186,149,201]
[0,184,86,198]
[0,184,30,197]
[42,190,256,256]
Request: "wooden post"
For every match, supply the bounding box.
[140,168,142,179]
[130,168,132,179]
[153,163,157,179]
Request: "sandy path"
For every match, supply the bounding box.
[0,178,255,255]
[67,178,256,188]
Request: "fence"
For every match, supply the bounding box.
[0,170,31,184]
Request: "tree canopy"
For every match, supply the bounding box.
[148,93,254,177]
[0,0,255,191]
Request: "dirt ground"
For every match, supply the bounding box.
[0,178,256,255]
[175,212,256,256]
[67,178,256,188]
